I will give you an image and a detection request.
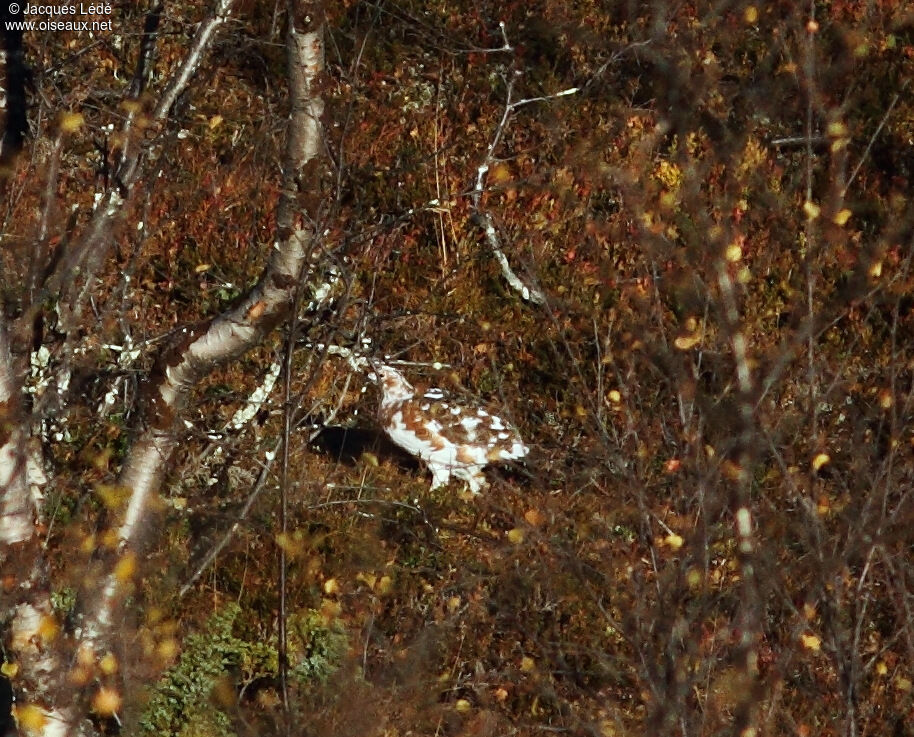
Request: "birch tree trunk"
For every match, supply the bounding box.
[0,1,328,733]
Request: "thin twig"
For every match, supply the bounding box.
[469,65,577,305]
[177,441,281,599]
[841,92,900,198]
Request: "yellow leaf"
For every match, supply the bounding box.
[811,453,830,471]
[674,334,701,350]
[895,675,912,692]
[76,644,96,667]
[246,300,267,319]
[323,578,340,595]
[356,572,376,589]
[376,575,393,594]
[13,704,47,730]
[1,661,18,678]
[91,447,112,472]
[664,534,684,550]
[156,638,180,663]
[803,201,821,220]
[36,615,59,644]
[507,528,525,544]
[99,653,118,676]
[524,509,545,526]
[607,389,621,404]
[490,163,512,184]
[722,460,745,482]
[826,121,849,138]
[800,633,821,651]
[725,243,742,262]
[520,656,535,672]
[91,687,122,716]
[743,6,758,23]
[194,263,211,274]
[876,661,888,675]
[95,484,131,510]
[833,209,852,226]
[275,533,302,555]
[69,664,92,686]
[455,699,472,713]
[101,529,121,549]
[114,552,136,582]
[59,112,85,133]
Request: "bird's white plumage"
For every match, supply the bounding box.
[375,365,528,493]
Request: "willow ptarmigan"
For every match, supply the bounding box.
[374,365,528,493]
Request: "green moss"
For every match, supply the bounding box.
[50,587,77,619]
[287,609,347,684]
[140,603,346,737]
[140,604,247,737]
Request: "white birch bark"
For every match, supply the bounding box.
[0,321,32,545]
[0,305,73,737]
[76,0,329,722]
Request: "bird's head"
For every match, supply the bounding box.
[374,364,415,404]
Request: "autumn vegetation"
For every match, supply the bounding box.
[1,0,914,735]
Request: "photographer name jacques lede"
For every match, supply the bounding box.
[24,4,112,15]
